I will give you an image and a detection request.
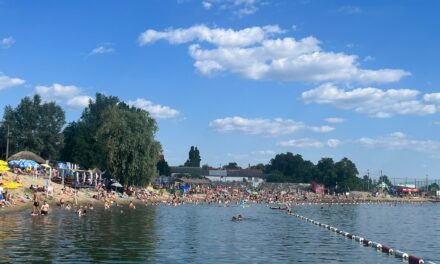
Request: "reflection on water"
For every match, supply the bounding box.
[0,203,438,263]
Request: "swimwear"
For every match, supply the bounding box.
[34,201,39,207]
[41,210,48,215]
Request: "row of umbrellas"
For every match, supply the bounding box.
[8,159,40,169]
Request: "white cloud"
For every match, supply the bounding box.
[0,73,25,90]
[1,37,15,48]
[424,93,440,104]
[90,45,114,55]
[364,55,375,62]
[210,116,337,136]
[337,5,361,14]
[202,1,212,9]
[140,25,409,84]
[35,83,92,109]
[66,95,92,108]
[36,83,81,99]
[128,98,180,119]
[251,150,275,155]
[310,125,335,133]
[209,116,305,136]
[327,139,341,148]
[278,138,341,148]
[278,138,324,148]
[325,117,345,123]
[302,83,437,118]
[139,24,283,47]
[201,0,262,17]
[360,132,440,154]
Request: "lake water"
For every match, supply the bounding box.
[0,203,439,263]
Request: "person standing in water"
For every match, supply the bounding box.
[32,190,41,215]
[40,201,49,215]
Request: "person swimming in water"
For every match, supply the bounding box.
[232,215,243,221]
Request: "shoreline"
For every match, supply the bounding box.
[1,194,432,215]
[0,172,434,216]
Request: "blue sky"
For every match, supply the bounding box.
[1,0,439,180]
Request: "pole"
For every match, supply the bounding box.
[367,169,370,191]
[5,125,10,160]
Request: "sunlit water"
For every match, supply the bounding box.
[0,203,439,263]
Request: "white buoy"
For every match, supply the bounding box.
[354,236,364,243]
[395,250,409,260]
[371,242,382,250]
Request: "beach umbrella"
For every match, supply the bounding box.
[16,159,40,169]
[7,151,46,164]
[111,182,123,188]
[0,160,9,172]
[2,181,22,189]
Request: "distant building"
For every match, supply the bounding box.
[206,168,266,187]
[170,166,207,178]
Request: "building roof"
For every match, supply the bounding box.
[175,178,211,185]
[227,169,267,178]
[170,166,208,176]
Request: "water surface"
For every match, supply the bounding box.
[0,203,438,263]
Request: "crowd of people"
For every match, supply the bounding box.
[0,169,428,218]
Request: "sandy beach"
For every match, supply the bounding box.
[0,171,431,216]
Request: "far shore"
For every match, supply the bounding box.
[0,172,433,215]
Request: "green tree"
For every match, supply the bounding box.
[379,175,392,187]
[429,183,440,191]
[97,104,160,186]
[157,159,171,176]
[265,152,316,183]
[316,157,337,189]
[60,93,161,185]
[250,163,266,171]
[184,146,201,167]
[334,157,359,192]
[61,93,117,168]
[0,95,65,160]
[223,162,240,169]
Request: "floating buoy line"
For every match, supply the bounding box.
[288,201,427,207]
[290,212,436,264]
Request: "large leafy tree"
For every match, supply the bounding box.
[265,152,362,192]
[61,93,161,185]
[316,157,337,188]
[61,93,118,168]
[97,104,161,186]
[0,95,65,160]
[266,153,315,182]
[335,157,359,192]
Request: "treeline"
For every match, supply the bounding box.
[257,152,371,192]
[0,93,161,186]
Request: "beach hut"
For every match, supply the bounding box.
[376,182,390,191]
[7,151,46,164]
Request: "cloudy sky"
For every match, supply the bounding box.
[0,0,439,180]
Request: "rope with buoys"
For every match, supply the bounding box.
[291,212,434,264]
[288,201,427,207]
